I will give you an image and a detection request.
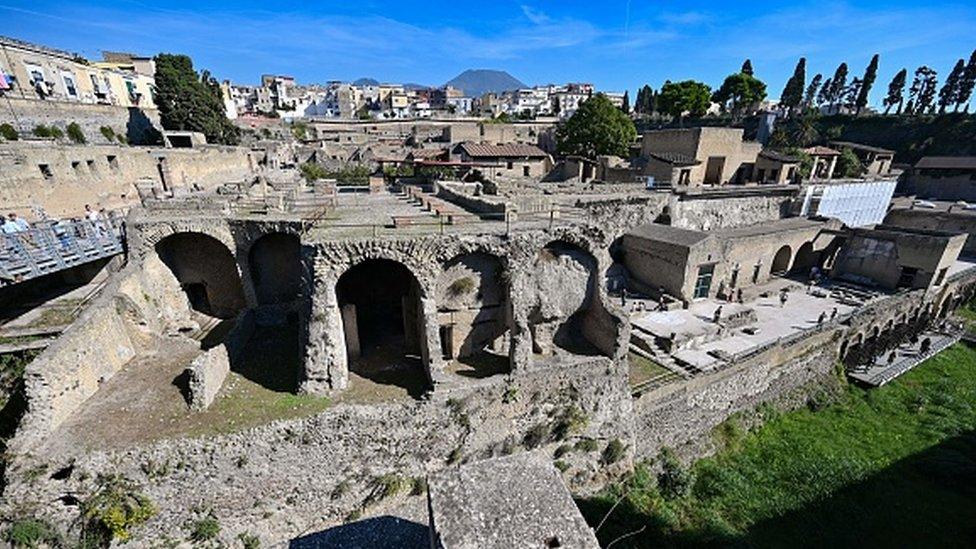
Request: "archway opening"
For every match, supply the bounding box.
[771,245,793,276]
[437,252,510,378]
[528,241,603,357]
[790,241,818,276]
[155,232,245,319]
[249,233,303,306]
[336,258,429,396]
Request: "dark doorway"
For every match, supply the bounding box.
[771,245,793,275]
[704,156,725,185]
[249,233,303,305]
[155,233,246,318]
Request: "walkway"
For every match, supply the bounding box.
[0,217,124,286]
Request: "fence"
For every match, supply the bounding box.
[0,216,124,286]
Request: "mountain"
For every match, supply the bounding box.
[444,69,526,98]
[352,77,380,86]
[402,82,429,91]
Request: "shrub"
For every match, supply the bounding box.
[3,518,61,547]
[66,122,86,144]
[554,444,573,459]
[554,460,570,472]
[238,532,260,549]
[32,125,53,138]
[552,406,588,440]
[0,123,18,141]
[523,423,550,449]
[80,475,156,544]
[299,162,329,182]
[602,439,627,465]
[291,121,309,140]
[575,439,599,453]
[410,477,428,496]
[364,474,408,506]
[116,134,128,145]
[99,126,115,141]
[657,447,693,498]
[190,517,220,542]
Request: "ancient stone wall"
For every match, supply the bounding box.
[0,98,161,145]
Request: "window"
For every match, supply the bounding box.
[506,161,514,170]
[71,161,82,175]
[25,63,45,85]
[38,164,53,179]
[523,165,530,177]
[897,266,918,288]
[86,159,97,173]
[61,72,77,97]
[693,264,714,299]
[756,168,766,181]
[768,169,778,181]
[107,155,119,170]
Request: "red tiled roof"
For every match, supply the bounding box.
[458,142,548,158]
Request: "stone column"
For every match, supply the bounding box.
[420,294,445,384]
[300,271,347,394]
[506,264,534,372]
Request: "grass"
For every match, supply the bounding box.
[579,342,976,548]
[629,352,677,387]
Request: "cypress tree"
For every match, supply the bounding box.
[883,69,907,115]
[804,74,823,108]
[780,57,806,112]
[957,50,976,112]
[828,63,849,112]
[855,54,879,115]
[939,59,965,113]
[621,90,630,114]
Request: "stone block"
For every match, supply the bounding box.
[185,344,230,411]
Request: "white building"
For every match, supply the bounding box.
[800,179,897,227]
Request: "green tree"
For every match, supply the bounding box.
[741,59,754,76]
[957,50,976,112]
[827,63,849,112]
[658,80,712,124]
[0,123,18,141]
[66,122,86,144]
[855,54,879,115]
[907,66,938,115]
[780,57,806,112]
[883,68,907,115]
[712,73,767,120]
[153,53,239,145]
[621,90,630,114]
[938,59,965,113]
[817,77,833,108]
[555,93,637,158]
[804,74,823,108]
[835,147,865,178]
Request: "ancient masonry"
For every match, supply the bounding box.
[3,192,975,545]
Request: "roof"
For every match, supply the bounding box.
[407,148,447,159]
[914,156,976,170]
[759,150,800,163]
[721,217,830,239]
[626,223,710,247]
[647,151,701,166]
[830,141,895,155]
[802,146,841,156]
[458,142,548,158]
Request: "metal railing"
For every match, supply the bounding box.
[0,216,124,286]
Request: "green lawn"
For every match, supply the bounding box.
[579,343,976,548]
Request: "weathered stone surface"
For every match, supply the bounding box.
[185,344,230,410]
[428,453,599,549]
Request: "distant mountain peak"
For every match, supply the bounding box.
[444,69,526,98]
[352,77,380,86]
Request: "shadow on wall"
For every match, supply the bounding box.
[289,515,429,549]
[126,107,163,146]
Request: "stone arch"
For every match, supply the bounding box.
[791,241,818,275]
[154,232,246,319]
[248,232,304,306]
[527,240,602,357]
[436,252,510,377]
[335,258,431,397]
[654,205,672,226]
[771,245,792,275]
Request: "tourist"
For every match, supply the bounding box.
[1,214,19,234]
[713,306,723,324]
[9,212,29,232]
[779,289,789,307]
[817,311,826,325]
[736,288,743,303]
[830,307,838,321]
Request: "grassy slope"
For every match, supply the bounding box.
[579,343,976,548]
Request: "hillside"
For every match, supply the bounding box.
[444,69,526,97]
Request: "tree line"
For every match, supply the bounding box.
[630,50,976,121]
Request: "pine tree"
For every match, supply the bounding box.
[939,59,965,113]
[844,78,862,110]
[741,59,754,76]
[957,50,976,112]
[713,72,767,120]
[621,90,630,114]
[827,63,849,112]
[780,58,806,112]
[883,69,907,115]
[855,54,879,115]
[804,74,823,108]
[154,54,239,145]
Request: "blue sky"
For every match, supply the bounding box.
[3,1,974,106]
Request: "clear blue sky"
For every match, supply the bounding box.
[3,0,974,106]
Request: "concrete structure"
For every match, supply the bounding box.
[898,156,976,201]
[185,343,231,410]
[639,127,764,187]
[832,225,966,290]
[427,454,599,549]
[884,203,976,257]
[454,142,552,179]
[803,146,840,180]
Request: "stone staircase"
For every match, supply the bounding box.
[629,323,701,378]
